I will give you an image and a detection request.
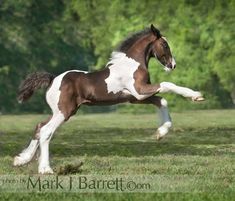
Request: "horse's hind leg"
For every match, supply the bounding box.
[38,91,81,174]
[13,98,78,171]
[13,116,52,166]
[130,96,172,140]
[38,112,65,174]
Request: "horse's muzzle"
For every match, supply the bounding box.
[166,63,176,70]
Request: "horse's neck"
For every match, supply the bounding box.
[125,37,153,69]
[126,49,151,69]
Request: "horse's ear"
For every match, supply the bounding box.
[150,24,161,39]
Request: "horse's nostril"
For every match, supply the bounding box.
[173,64,176,69]
[167,63,172,69]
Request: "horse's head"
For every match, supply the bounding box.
[150,24,176,71]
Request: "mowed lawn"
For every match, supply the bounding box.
[0,110,234,200]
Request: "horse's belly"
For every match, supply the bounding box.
[85,93,134,106]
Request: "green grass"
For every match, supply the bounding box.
[0,110,235,200]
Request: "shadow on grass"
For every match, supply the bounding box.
[1,127,234,157]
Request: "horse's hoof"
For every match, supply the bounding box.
[192,96,205,102]
[156,133,162,141]
[155,131,164,141]
[13,155,28,166]
[13,156,23,166]
[38,166,54,174]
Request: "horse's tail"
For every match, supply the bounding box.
[17,72,55,103]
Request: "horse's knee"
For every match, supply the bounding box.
[34,117,52,140]
[39,124,53,143]
[34,122,44,140]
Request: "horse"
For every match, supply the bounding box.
[13,24,204,174]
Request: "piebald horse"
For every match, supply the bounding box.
[14,25,204,174]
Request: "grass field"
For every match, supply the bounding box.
[0,110,234,200]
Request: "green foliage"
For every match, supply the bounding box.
[0,0,94,113]
[0,0,234,113]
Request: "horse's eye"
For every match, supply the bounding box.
[163,43,168,48]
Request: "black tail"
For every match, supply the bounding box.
[17,72,55,103]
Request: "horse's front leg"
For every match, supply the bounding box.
[130,96,172,140]
[132,82,204,101]
[159,82,204,101]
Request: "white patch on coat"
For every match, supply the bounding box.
[159,82,202,98]
[105,52,139,94]
[105,52,151,100]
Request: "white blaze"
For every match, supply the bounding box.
[171,57,176,68]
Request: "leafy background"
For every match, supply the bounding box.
[0,0,234,113]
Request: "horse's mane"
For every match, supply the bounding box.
[117,28,151,53]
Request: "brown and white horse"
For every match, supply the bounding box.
[14,24,204,174]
